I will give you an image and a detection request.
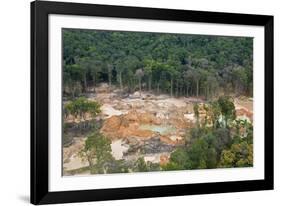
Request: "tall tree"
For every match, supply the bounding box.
[217,96,236,128]
[135,68,144,95]
[144,59,154,92]
[80,131,113,174]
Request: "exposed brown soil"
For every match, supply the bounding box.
[63,84,253,174]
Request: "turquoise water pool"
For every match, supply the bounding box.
[139,124,176,135]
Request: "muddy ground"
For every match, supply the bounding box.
[63,83,253,175]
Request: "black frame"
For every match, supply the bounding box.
[31,0,274,204]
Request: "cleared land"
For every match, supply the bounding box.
[63,83,253,175]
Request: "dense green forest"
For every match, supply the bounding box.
[63,29,253,99]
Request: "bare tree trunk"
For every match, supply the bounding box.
[176,80,179,97]
[170,78,173,97]
[149,75,152,92]
[119,72,123,91]
[91,73,96,93]
[83,75,87,93]
[196,80,199,97]
[180,84,181,96]
[138,77,141,95]
[71,84,75,98]
[88,156,94,173]
[157,83,160,94]
[108,65,112,87]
